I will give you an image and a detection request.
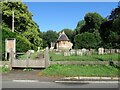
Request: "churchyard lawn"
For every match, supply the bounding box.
[50,52,119,61]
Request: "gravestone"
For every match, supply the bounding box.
[70,49,76,55]
[76,50,82,56]
[90,49,95,54]
[64,51,70,56]
[105,49,111,54]
[98,48,104,54]
[110,49,115,54]
[116,49,120,53]
[81,48,87,55]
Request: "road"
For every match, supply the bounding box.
[2,80,119,88]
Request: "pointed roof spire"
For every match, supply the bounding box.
[57,31,69,42]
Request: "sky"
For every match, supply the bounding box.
[23,2,118,32]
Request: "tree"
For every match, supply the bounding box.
[109,4,120,20]
[74,32,101,49]
[80,12,104,33]
[42,30,58,48]
[74,20,85,35]
[2,28,32,60]
[99,2,120,48]
[2,2,43,50]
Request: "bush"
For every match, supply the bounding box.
[2,64,9,73]
[74,32,101,49]
[16,36,32,52]
[2,27,32,60]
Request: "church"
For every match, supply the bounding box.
[55,31,73,51]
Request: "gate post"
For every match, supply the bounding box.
[44,47,50,67]
[9,49,13,70]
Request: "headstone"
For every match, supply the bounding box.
[85,50,90,55]
[116,49,120,53]
[110,49,115,54]
[90,49,95,54]
[70,49,76,55]
[50,42,55,51]
[64,52,70,56]
[82,48,87,55]
[105,49,111,54]
[76,50,82,56]
[98,48,104,54]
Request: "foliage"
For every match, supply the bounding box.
[16,36,32,52]
[109,5,120,20]
[2,2,43,52]
[74,32,101,49]
[42,30,58,48]
[2,26,32,60]
[73,20,85,35]
[42,64,118,77]
[79,12,104,33]
[99,5,120,48]
[0,65,10,73]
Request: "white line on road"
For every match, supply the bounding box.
[13,80,39,83]
[55,81,119,84]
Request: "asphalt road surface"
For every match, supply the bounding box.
[2,80,119,88]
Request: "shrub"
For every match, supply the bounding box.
[16,36,32,52]
[2,27,32,60]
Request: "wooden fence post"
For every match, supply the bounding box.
[26,52,30,69]
[45,47,50,67]
[9,49,13,70]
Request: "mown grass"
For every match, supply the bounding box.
[50,52,119,61]
[17,52,39,60]
[42,64,119,77]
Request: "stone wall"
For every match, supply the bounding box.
[50,61,119,65]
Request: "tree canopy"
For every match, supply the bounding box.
[2,2,43,50]
[42,30,58,48]
[74,32,101,49]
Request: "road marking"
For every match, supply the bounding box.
[13,80,39,83]
[55,81,119,84]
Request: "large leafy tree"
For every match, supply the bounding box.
[74,32,101,49]
[109,4,120,20]
[80,12,104,33]
[42,30,58,48]
[99,2,120,48]
[74,20,85,35]
[2,2,43,50]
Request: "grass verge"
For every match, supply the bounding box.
[41,64,119,77]
[0,65,9,73]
